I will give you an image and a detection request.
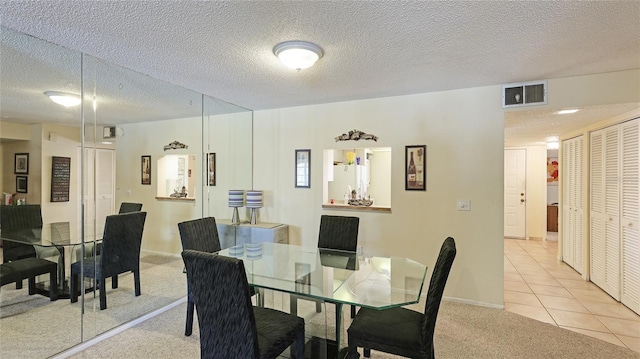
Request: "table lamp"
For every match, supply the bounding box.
[246,190,263,225]
[229,190,244,224]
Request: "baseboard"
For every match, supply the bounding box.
[442,296,504,310]
[51,296,187,359]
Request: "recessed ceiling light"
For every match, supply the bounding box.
[555,109,579,115]
[273,41,323,70]
[44,91,81,107]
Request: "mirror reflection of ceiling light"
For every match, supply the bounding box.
[273,41,323,70]
[44,91,81,107]
[546,136,560,149]
[555,109,579,115]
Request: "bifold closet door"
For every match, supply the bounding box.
[589,127,621,299]
[620,119,640,314]
[562,136,584,274]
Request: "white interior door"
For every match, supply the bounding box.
[504,149,526,238]
[81,148,115,236]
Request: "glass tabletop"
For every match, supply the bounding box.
[0,222,98,247]
[217,242,428,309]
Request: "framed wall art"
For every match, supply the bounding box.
[295,149,311,188]
[16,175,28,193]
[51,156,71,202]
[14,153,29,174]
[141,155,151,185]
[405,145,426,191]
[207,153,216,186]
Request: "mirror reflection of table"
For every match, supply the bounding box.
[218,242,428,359]
[1,222,100,299]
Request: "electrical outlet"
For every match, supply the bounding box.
[457,199,471,211]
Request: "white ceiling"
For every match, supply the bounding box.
[1,1,639,146]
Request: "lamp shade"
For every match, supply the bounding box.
[229,190,244,208]
[246,190,263,209]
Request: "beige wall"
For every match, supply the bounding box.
[253,86,506,306]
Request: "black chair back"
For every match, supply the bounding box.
[177,217,221,253]
[421,236,456,354]
[318,215,359,252]
[0,205,42,262]
[118,202,143,213]
[182,249,260,358]
[99,211,147,277]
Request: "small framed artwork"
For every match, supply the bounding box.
[141,155,151,185]
[207,153,216,186]
[14,153,29,174]
[405,145,426,191]
[295,149,311,188]
[16,176,28,193]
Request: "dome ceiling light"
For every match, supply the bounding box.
[44,91,81,107]
[273,41,323,70]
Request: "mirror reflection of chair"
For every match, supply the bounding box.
[181,249,305,358]
[0,257,58,300]
[70,211,147,310]
[346,237,457,359]
[118,202,143,213]
[0,204,61,289]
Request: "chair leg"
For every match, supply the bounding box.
[294,328,305,359]
[133,270,141,296]
[99,278,107,310]
[112,275,118,289]
[316,301,322,313]
[15,279,23,290]
[28,276,36,295]
[70,273,79,303]
[185,298,195,336]
[364,348,371,357]
[351,305,357,318]
[49,267,58,301]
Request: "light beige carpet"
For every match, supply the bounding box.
[65,296,640,359]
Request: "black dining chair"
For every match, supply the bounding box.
[182,249,305,358]
[118,202,143,213]
[346,237,457,359]
[291,215,360,323]
[70,211,147,310]
[178,217,260,336]
[1,205,41,264]
[177,217,222,337]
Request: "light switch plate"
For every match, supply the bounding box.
[457,199,471,211]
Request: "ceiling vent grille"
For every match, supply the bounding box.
[502,80,547,108]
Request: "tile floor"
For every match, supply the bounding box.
[504,235,640,354]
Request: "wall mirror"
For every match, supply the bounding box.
[0,25,253,357]
[323,147,392,209]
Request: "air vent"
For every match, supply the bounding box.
[103,126,116,139]
[502,80,547,108]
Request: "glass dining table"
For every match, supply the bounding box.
[0,222,100,298]
[217,242,428,359]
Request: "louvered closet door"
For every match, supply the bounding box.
[590,130,607,289]
[620,118,640,314]
[574,137,584,274]
[590,127,621,298]
[563,139,575,268]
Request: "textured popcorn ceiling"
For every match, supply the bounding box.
[0,1,639,146]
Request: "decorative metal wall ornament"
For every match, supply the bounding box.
[334,129,378,142]
[163,140,189,151]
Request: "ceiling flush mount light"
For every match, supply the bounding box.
[273,41,323,70]
[44,91,81,107]
[555,109,579,115]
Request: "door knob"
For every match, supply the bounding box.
[520,199,525,203]
[520,193,525,196]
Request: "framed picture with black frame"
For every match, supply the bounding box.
[16,175,28,193]
[405,145,426,191]
[141,155,151,185]
[295,149,311,188]
[207,153,216,186]
[14,153,29,174]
